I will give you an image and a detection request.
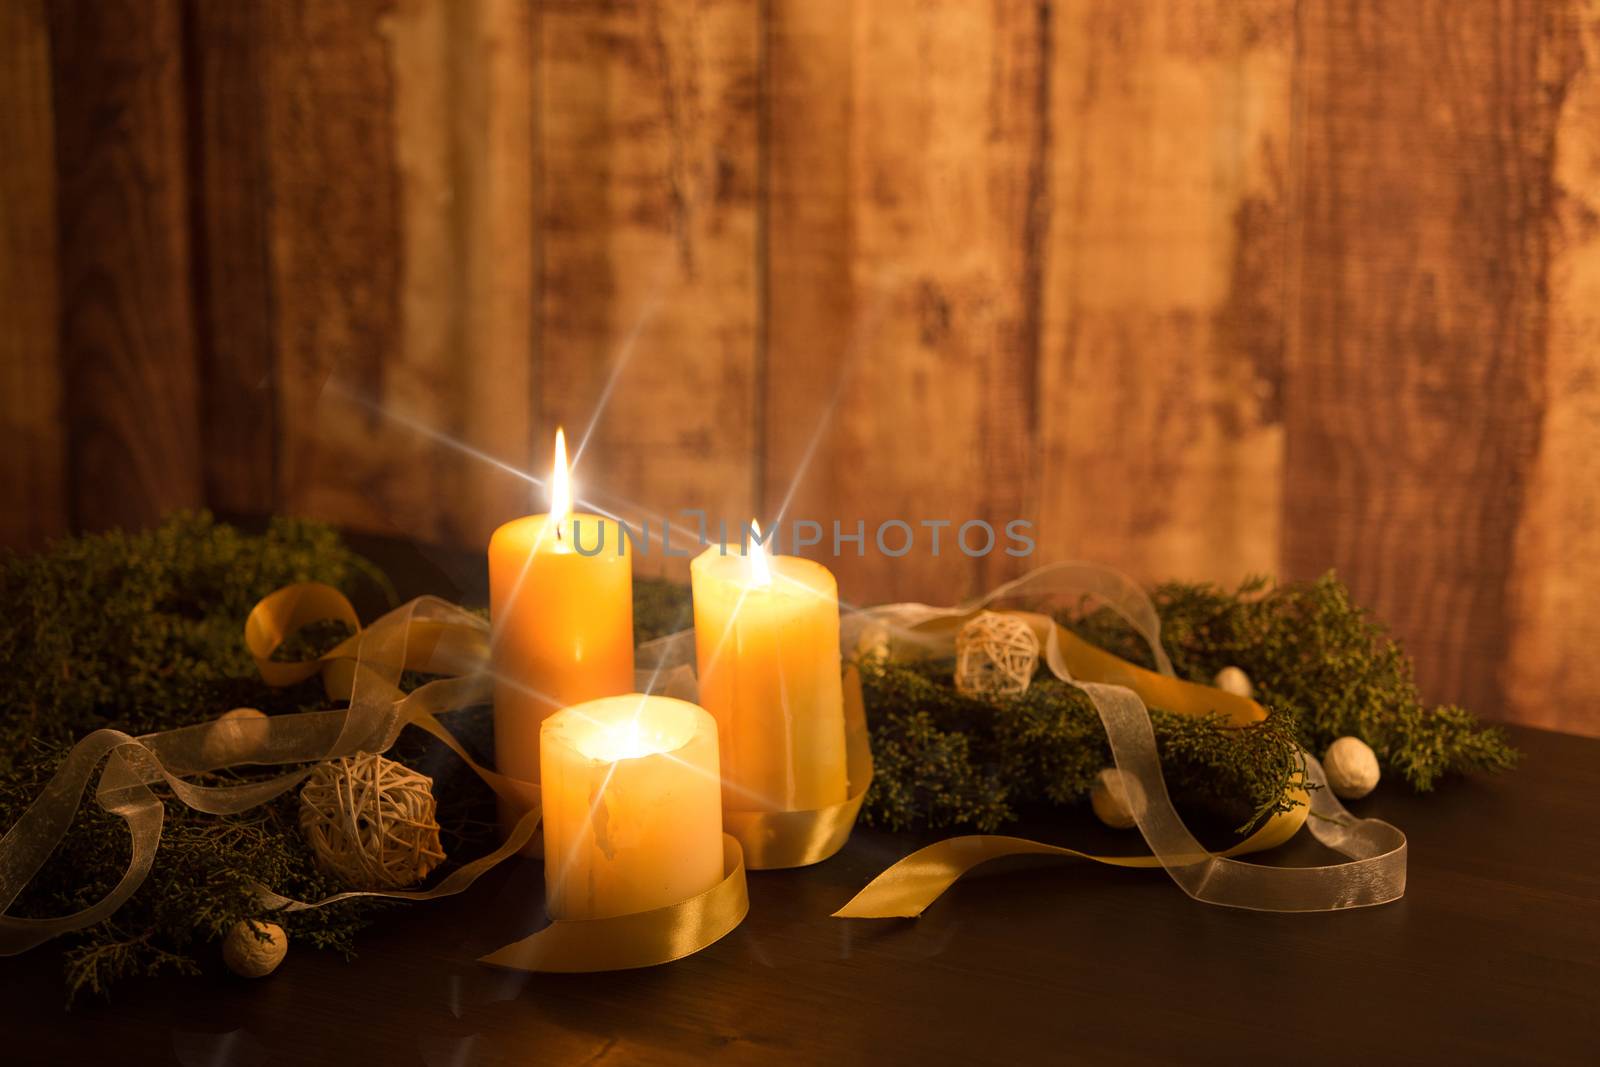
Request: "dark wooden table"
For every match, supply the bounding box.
[6,537,1598,1065]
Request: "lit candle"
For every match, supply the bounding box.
[489,429,634,841]
[690,523,848,814]
[541,694,724,919]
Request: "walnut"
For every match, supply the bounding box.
[222,920,288,978]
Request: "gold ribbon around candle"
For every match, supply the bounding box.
[0,582,747,972]
[481,834,748,972]
[634,633,874,869]
[832,562,1406,919]
[722,666,872,869]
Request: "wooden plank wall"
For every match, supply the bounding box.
[3,0,1598,736]
[46,0,203,534]
[538,0,761,578]
[0,0,64,548]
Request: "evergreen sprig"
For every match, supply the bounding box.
[1067,574,1519,789]
[859,657,1307,835]
[859,572,1516,838]
[0,517,1516,1003]
[0,737,388,1003]
[0,511,390,763]
[0,517,723,1004]
[0,513,398,1002]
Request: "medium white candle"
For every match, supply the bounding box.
[540,694,724,920]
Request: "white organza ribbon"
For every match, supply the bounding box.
[0,562,1407,958]
[0,594,537,956]
[832,562,1406,917]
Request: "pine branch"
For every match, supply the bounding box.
[1067,573,1518,789]
[858,658,1308,835]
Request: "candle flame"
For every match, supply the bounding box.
[748,519,772,587]
[589,720,648,762]
[550,427,572,535]
[566,697,695,763]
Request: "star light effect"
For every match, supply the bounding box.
[311,271,897,875]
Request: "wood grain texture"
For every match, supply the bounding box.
[388,0,537,546]
[0,0,64,549]
[9,727,1597,1062]
[46,0,202,533]
[10,0,1600,735]
[187,0,279,514]
[262,0,537,545]
[1505,2,1600,735]
[537,0,761,580]
[263,0,411,535]
[760,0,854,565]
[1036,0,1291,587]
[764,0,1049,606]
[1285,1,1577,717]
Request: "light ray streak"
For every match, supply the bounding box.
[691,582,753,708]
[478,666,567,710]
[569,282,667,471]
[551,752,623,906]
[323,379,706,553]
[330,382,872,631]
[326,269,891,695]
[486,515,543,658]
[327,379,545,489]
[767,287,889,532]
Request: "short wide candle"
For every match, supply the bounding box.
[690,545,848,813]
[540,695,724,920]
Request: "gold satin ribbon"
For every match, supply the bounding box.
[722,665,874,869]
[633,633,875,871]
[481,834,749,972]
[835,611,1306,917]
[246,584,749,970]
[1,560,1406,968]
[0,582,748,972]
[244,583,533,806]
[2,588,499,956]
[832,563,1406,919]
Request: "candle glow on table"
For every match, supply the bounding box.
[541,695,724,920]
[488,429,634,839]
[690,524,848,814]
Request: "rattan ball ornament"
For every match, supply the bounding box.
[954,612,1040,700]
[298,753,445,890]
[222,919,288,978]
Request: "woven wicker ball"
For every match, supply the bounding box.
[298,753,445,890]
[954,611,1040,700]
